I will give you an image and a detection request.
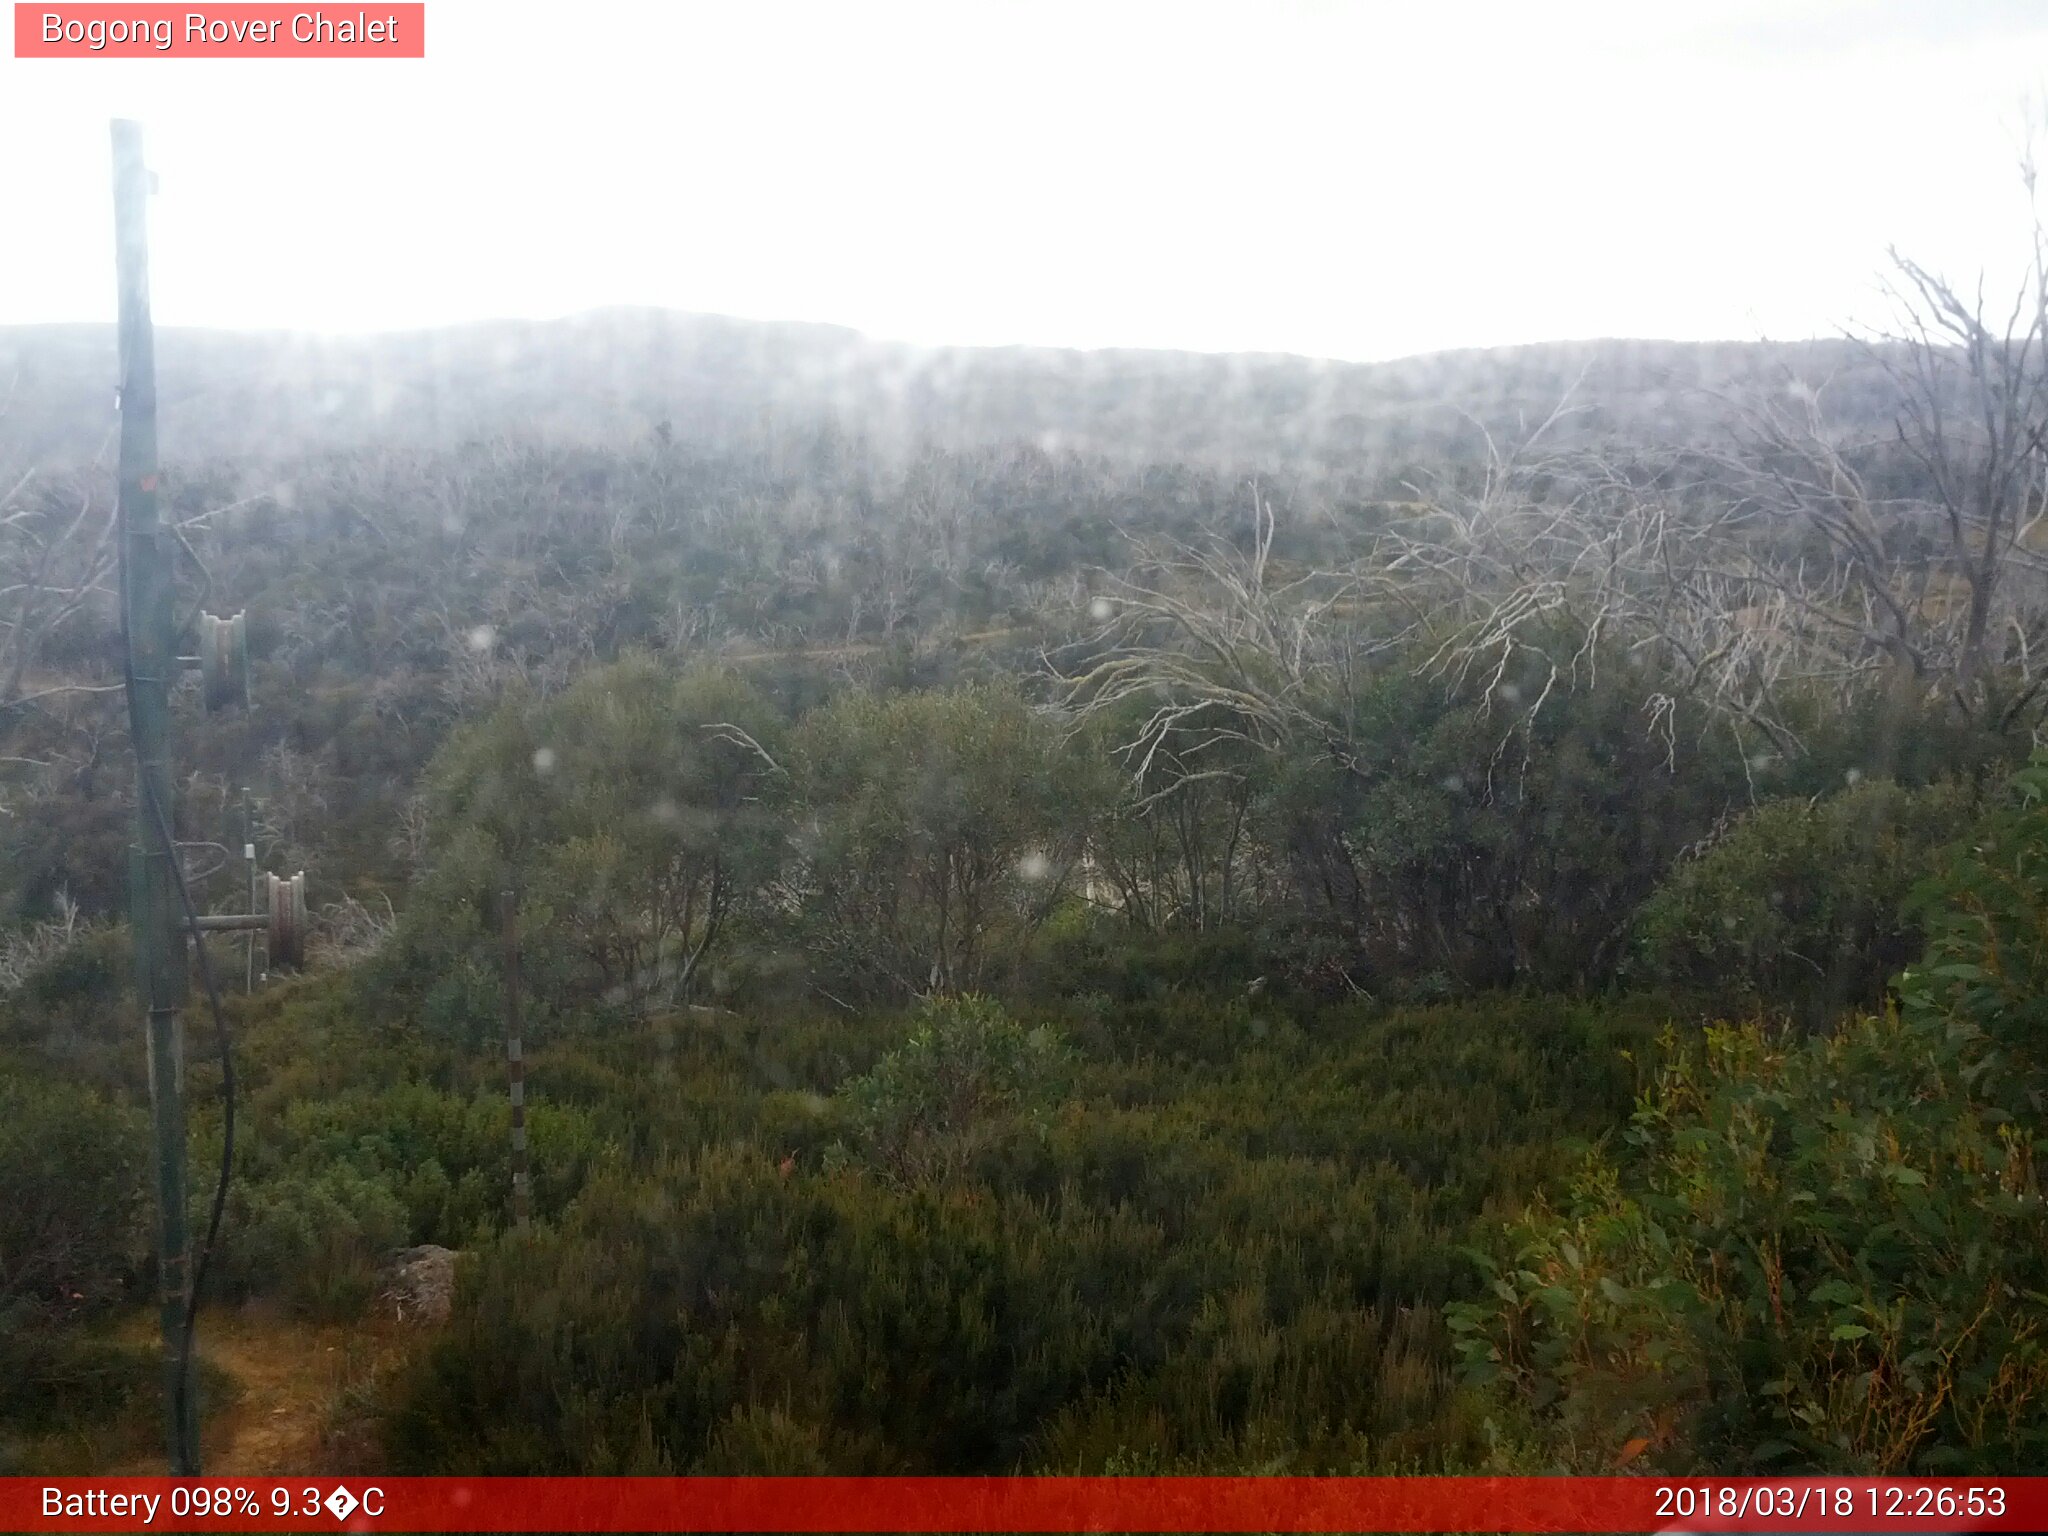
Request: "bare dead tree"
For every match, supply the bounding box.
[1879,125,2048,694]
[1364,126,2048,752]
[1060,387,1836,805]
[1687,133,2048,728]
[0,459,119,714]
[1059,488,1385,789]
[1380,446,1826,757]
[312,891,398,966]
[0,886,94,993]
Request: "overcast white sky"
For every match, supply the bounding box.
[1,0,2043,360]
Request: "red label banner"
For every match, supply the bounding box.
[4,1476,2046,1533]
[13,4,425,57]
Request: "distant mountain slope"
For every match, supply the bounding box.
[0,309,1891,473]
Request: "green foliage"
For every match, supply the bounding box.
[209,1163,411,1319]
[793,682,1106,998]
[527,657,790,1005]
[833,995,1071,1185]
[378,656,789,1036]
[1076,706,1262,935]
[0,1060,153,1459]
[1452,756,2048,1474]
[1450,1015,2048,1473]
[11,414,2044,1476]
[1896,754,2048,1120]
[1016,917,1267,1003]
[380,990,1656,1474]
[0,1064,147,1328]
[0,924,139,1097]
[0,787,134,928]
[1635,778,1979,1018]
[201,1077,620,1318]
[1266,647,1760,991]
[0,1334,161,1442]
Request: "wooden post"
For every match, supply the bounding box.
[502,887,530,1229]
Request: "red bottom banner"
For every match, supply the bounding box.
[5,1476,2045,1533]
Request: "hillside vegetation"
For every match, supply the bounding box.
[3,290,2045,1475]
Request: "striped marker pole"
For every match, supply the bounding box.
[502,887,530,1229]
[242,789,257,990]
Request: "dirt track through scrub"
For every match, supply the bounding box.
[108,1310,403,1476]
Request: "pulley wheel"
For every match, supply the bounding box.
[266,870,308,969]
[198,611,250,713]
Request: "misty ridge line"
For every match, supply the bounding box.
[0,307,1897,473]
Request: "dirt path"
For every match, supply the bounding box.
[108,1309,402,1476]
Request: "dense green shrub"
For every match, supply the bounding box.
[199,1076,620,1317]
[1016,917,1267,1003]
[1634,778,1978,1017]
[1449,1013,2048,1473]
[1896,755,2048,1121]
[792,682,1108,998]
[380,991,1656,1474]
[373,657,789,1038]
[1451,757,2048,1474]
[210,1163,411,1317]
[357,911,539,1051]
[0,1334,161,1442]
[0,1064,147,1327]
[0,1062,151,1451]
[832,995,1071,1185]
[0,924,141,1097]
[1265,646,1759,991]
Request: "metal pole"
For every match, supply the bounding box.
[113,117,198,1475]
[502,887,530,1229]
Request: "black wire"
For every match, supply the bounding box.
[150,773,236,1467]
[118,524,237,1473]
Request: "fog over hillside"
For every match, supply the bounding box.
[9,0,2048,1495]
[1,311,1890,474]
